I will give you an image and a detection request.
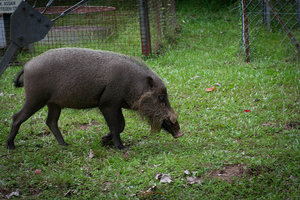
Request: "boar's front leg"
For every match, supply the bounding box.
[99,106,125,150]
[46,103,68,146]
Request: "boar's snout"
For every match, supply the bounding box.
[162,119,184,138]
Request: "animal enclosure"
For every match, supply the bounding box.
[240,0,300,62]
[0,0,178,64]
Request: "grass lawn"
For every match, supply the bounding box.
[0,1,299,199]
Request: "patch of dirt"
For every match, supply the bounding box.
[29,187,42,197]
[79,123,89,130]
[262,122,275,127]
[209,164,249,182]
[283,122,300,130]
[263,121,300,130]
[73,121,101,130]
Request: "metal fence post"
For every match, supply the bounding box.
[154,0,162,38]
[138,0,151,56]
[297,0,300,27]
[262,0,271,30]
[241,0,250,62]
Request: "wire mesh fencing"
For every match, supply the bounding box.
[0,0,178,66]
[240,0,300,62]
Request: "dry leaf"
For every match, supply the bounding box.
[5,189,19,199]
[146,184,157,192]
[64,189,76,197]
[156,173,172,183]
[123,150,130,159]
[103,181,112,191]
[186,176,203,184]
[184,170,190,175]
[89,149,94,159]
[191,75,200,79]
[35,169,42,175]
[205,86,216,92]
[155,173,161,180]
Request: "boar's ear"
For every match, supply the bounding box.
[147,76,154,89]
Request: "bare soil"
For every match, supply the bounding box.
[209,164,249,182]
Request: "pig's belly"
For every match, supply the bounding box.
[49,91,101,109]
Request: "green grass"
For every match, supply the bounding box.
[0,2,299,199]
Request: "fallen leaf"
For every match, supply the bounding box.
[103,181,112,191]
[89,149,94,159]
[205,86,216,92]
[35,169,42,175]
[64,189,76,197]
[186,176,203,184]
[130,193,138,197]
[146,184,157,192]
[244,110,251,112]
[191,75,200,80]
[5,189,19,199]
[156,173,172,183]
[8,94,15,98]
[123,150,130,159]
[161,174,172,183]
[154,164,161,168]
[155,173,161,180]
[184,170,190,175]
[191,171,198,176]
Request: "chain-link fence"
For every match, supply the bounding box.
[240,0,300,62]
[0,0,178,66]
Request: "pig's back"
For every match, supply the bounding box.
[22,48,159,108]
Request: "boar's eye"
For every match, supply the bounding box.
[158,94,166,103]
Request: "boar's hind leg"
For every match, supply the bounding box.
[6,101,46,149]
[46,103,68,146]
[99,106,125,150]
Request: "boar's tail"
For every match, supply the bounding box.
[14,68,24,87]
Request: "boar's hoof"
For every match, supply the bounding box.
[101,134,126,150]
[59,142,69,146]
[6,141,15,150]
[116,143,126,150]
[101,133,113,145]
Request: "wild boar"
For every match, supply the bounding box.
[6,48,183,150]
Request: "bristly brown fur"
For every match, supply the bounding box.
[133,90,178,133]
